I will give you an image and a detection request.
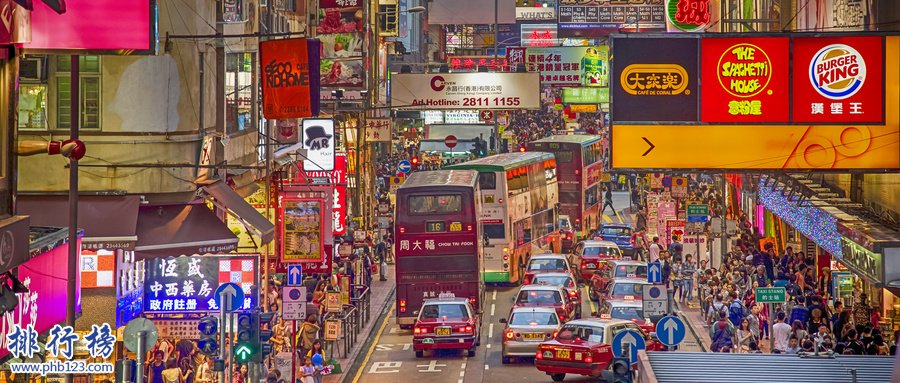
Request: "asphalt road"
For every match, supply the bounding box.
[351,191,703,383]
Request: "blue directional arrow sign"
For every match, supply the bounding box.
[214,282,245,312]
[655,316,686,347]
[397,160,412,174]
[287,264,303,286]
[647,261,662,284]
[612,329,646,365]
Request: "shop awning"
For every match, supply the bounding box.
[18,195,140,250]
[134,203,239,259]
[198,180,275,245]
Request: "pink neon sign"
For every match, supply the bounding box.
[26,0,153,51]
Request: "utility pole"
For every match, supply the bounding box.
[216,0,226,170]
[64,54,80,383]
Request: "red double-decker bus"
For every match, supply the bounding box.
[394,170,485,327]
[528,135,603,240]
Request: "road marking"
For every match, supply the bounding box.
[416,360,446,373]
[602,214,612,223]
[459,371,465,377]
[389,327,401,334]
[488,323,494,338]
[585,286,596,314]
[484,365,490,370]
[368,361,402,374]
[615,209,624,223]
[486,344,491,348]
[352,309,393,383]
[375,344,393,351]
[492,290,497,300]
[461,362,466,369]
[490,303,495,316]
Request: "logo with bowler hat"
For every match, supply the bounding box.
[304,125,332,151]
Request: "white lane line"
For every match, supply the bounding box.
[461,362,466,369]
[485,365,490,370]
[486,344,492,348]
[459,372,465,377]
[490,303,496,316]
[488,323,494,338]
[492,290,497,300]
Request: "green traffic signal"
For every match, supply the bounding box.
[233,343,256,363]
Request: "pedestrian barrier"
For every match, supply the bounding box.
[322,285,371,360]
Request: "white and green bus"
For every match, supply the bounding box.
[447,152,561,284]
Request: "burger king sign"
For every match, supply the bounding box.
[792,36,883,124]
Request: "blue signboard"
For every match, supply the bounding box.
[612,329,646,365]
[655,316,686,347]
[397,160,412,174]
[287,264,303,286]
[648,261,662,284]
[143,255,258,317]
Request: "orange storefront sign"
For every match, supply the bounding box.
[260,38,321,119]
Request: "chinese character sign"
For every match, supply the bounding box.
[517,46,608,86]
[365,118,392,142]
[701,37,790,123]
[791,36,884,124]
[143,256,259,315]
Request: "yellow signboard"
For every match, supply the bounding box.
[612,36,900,170]
[569,104,598,113]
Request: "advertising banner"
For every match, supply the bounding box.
[665,0,720,32]
[558,0,665,37]
[516,6,556,21]
[509,46,608,87]
[520,23,558,47]
[225,183,274,253]
[396,234,478,257]
[365,118,392,142]
[448,56,508,72]
[390,73,541,110]
[301,118,335,172]
[791,36,884,124]
[701,37,790,123]
[319,33,365,58]
[281,199,325,262]
[612,37,699,122]
[143,255,259,317]
[260,38,321,119]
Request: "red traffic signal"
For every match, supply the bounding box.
[411,157,419,165]
[518,145,526,152]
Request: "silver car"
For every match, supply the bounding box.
[500,307,561,364]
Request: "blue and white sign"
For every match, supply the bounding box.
[611,329,646,365]
[397,160,412,174]
[642,285,668,317]
[287,265,303,286]
[214,283,245,312]
[144,256,258,317]
[655,316,686,347]
[647,261,662,284]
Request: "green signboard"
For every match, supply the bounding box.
[562,87,609,104]
[687,203,709,216]
[755,287,786,303]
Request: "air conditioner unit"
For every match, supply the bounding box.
[20,57,46,82]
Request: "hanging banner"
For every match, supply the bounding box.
[260,38,322,119]
[511,46,609,87]
[390,73,541,110]
[301,118,336,172]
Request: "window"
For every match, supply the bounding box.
[516,290,562,305]
[510,311,558,326]
[18,84,48,130]
[483,224,505,239]
[554,150,573,163]
[612,283,643,296]
[226,52,254,133]
[600,227,632,236]
[557,324,603,343]
[478,172,496,190]
[420,303,469,320]
[57,55,101,129]
[611,307,644,321]
[408,194,462,214]
[527,258,567,271]
[532,275,575,289]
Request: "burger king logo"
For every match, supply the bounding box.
[809,44,866,100]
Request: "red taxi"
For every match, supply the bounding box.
[597,299,655,334]
[523,254,573,285]
[531,272,582,319]
[534,319,664,382]
[559,215,576,253]
[589,260,648,300]
[573,240,623,281]
[413,295,481,357]
[598,278,649,308]
[513,285,576,323]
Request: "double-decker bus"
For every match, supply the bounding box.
[527,135,603,240]
[394,170,485,327]
[446,153,561,284]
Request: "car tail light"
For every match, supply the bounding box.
[535,350,543,359]
[575,169,580,175]
[399,300,407,313]
[399,227,406,234]
[467,225,473,231]
[505,329,514,339]
[552,331,558,338]
[567,234,572,240]
[465,325,473,333]
[576,218,581,223]
[559,315,566,322]
[414,327,423,334]
[584,355,593,363]
[580,263,586,269]
[569,290,577,297]
[469,297,476,304]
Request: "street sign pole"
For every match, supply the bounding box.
[219,291,228,383]
[135,332,146,383]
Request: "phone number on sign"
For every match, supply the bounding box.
[411,97,521,107]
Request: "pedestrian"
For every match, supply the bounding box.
[789,296,810,326]
[728,291,746,327]
[785,336,801,354]
[773,312,792,353]
[147,351,166,383]
[681,254,696,303]
[179,359,194,383]
[747,304,761,341]
[648,236,661,263]
[736,318,754,353]
[231,364,247,383]
[671,258,683,303]
[709,311,735,352]
[299,356,315,383]
[758,303,770,340]
[296,314,320,359]
[791,320,809,343]
[195,357,214,383]
[161,358,182,383]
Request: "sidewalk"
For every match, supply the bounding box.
[676,300,710,352]
[324,267,395,383]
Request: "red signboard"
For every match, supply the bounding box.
[791,36,884,124]
[701,37,790,123]
[447,56,508,71]
[260,38,321,119]
[396,234,477,257]
[297,154,347,236]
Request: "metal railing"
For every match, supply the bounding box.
[322,284,372,359]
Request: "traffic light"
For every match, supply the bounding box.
[197,316,219,357]
[410,157,419,168]
[518,144,526,152]
[600,357,632,383]
[253,312,276,363]
[233,312,256,363]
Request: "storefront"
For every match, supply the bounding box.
[837,220,900,335]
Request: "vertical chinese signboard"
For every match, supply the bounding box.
[365,118,392,142]
[791,36,884,124]
[701,37,790,123]
[260,38,322,119]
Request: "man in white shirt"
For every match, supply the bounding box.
[195,357,215,383]
[649,236,661,263]
[772,311,792,353]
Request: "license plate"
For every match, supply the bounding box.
[555,349,570,359]
[435,327,451,336]
[450,222,462,232]
[524,333,544,340]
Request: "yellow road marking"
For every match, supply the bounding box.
[351,310,393,383]
[584,286,596,314]
[602,214,612,223]
[614,210,624,224]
